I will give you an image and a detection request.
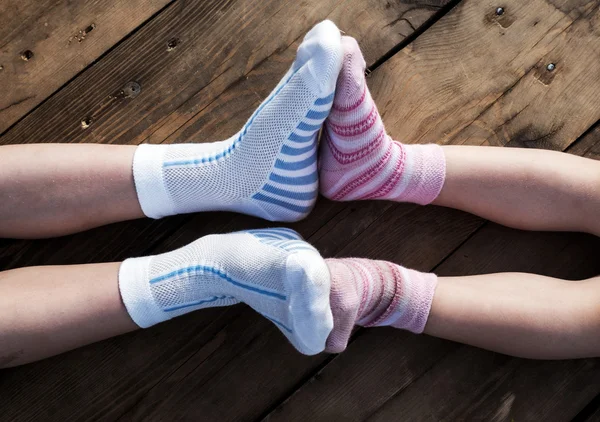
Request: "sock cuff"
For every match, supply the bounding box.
[390,268,438,334]
[400,144,446,205]
[118,256,167,328]
[133,144,175,219]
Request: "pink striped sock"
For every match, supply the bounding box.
[319,36,446,204]
[325,258,437,353]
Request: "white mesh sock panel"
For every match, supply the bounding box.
[132,20,343,222]
[118,228,333,355]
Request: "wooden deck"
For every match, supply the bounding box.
[2,0,600,420]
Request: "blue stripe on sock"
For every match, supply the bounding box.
[305,109,329,120]
[247,229,297,239]
[262,184,316,201]
[269,170,318,185]
[274,150,316,171]
[281,144,314,156]
[263,314,292,333]
[297,122,321,132]
[164,295,233,312]
[150,265,286,300]
[315,93,335,105]
[251,233,282,238]
[288,132,315,143]
[252,193,314,213]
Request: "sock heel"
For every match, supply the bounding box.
[285,250,333,355]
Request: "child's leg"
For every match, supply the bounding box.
[435,146,600,236]
[427,273,600,359]
[0,144,144,238]
[0,262,138,367]
[325,258,600,359]
[320,37,600,236]
[0,228,332,367]
[0,20,343,239]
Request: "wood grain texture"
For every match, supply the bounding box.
[0,0,449,146]
[368,226,600,422]
[369,0,600,151]
[1,0,599,419]
[0,0,171,133]
[0,1,454,421]
[263,0,600,419]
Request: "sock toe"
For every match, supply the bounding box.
[296,20,343,95]
[334,36,367,108]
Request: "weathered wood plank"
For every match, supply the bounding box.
[567,120,600,159]
[0,0,172,133]
[369,0,600,151]
[262,0,600,418]
[0,1,454,420]
[115,205,482,421]
[367,226,600,422]
[0,0,449,146]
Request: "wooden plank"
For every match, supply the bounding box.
[116,206,482,422]
[567,120,600,159]
[0,0,450,146]
[262,0,600,418]
[0,0,172,133]
[367,225,600,421]
[368,0,600,151]
[0,1,454,420]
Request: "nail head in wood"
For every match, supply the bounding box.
[495,7,504,15]
[81,117,92,129]
[20,50,34,61]
[167,38,179,51]
[546,63,556,72]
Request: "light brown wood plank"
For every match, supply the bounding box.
[369,0,600,151]
[0,0,171,133]
[0,0,449,146]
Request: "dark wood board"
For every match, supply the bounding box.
[0,0,172,132]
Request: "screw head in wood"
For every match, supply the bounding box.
[546,63,556,72]
[495,7,504,15]
[81,117,92,129]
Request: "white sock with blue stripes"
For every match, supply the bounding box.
[132,21,343,222]
[118,228,333,355]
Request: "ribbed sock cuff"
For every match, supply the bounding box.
[132,144,174,219]
[118,256,166,328]
[390,269,438,334]
[399,144,446,205]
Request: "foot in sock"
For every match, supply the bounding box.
[119,228,333,355]
[133,21,343,222]
[319,36,446,204]
[325,258,437,353]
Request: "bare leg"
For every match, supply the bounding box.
[435,146,600,236]
[0,144,143,238]
[426,273,600,359]
[0,262,138,368]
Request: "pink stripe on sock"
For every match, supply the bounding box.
[332,143,393,200]
[345,259,370,318]
[364,262,404,327]
[328,103,378,137]
[359,142,406,200]
[390,270,438,334]
[325,127,386,165]
[332,85,366,112]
